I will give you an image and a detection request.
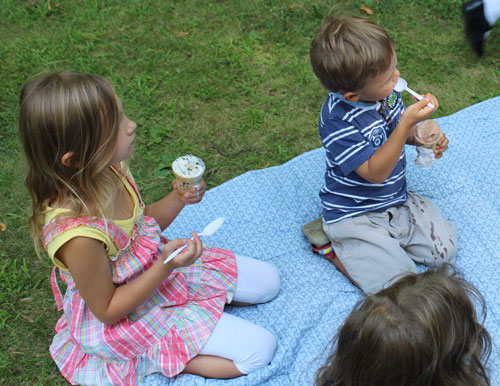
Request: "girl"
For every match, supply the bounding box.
[19,71,280,386]
[315,267,492,386]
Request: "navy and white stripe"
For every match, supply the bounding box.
[319,91,407,223]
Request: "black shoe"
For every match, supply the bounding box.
[462,0,493,56]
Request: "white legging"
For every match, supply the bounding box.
[199,255,280,374]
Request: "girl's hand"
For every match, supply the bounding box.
[162,232,203,269]
[172,178,206,205]
[434,133,449,159]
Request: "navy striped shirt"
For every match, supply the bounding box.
[319,91,408,223]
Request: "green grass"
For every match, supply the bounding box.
[1,0,499,384]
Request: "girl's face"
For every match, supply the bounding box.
[110,97,136,165]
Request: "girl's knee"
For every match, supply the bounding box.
[257,329,277,367]
[259,262,281,302]
[200,313,277,374]
[234,255,280,304]
[234,327,277,374]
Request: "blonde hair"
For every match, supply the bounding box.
[19,71,121,254]
[315,267,491,386]
[310,15,394,92]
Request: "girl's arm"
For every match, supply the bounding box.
[144,179,206,231]
[144,189,186,231]
[57,234,202,324]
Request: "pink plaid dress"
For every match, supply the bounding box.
[44,168,237,386]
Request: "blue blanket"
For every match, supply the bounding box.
[145,97,500,385]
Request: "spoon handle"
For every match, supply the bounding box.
[406,87,435,109]
[163,243,188,264]
[163,236,197,264]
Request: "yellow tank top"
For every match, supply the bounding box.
[45,166,140,269]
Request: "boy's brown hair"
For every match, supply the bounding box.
[310,15,394,93]
[315,266,491,386]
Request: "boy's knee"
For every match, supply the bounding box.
[442,239,457,265]
[447,225,458,262]
[436,220,458,264]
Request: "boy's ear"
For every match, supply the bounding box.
[342,91,360,102]
[61,152,78,168]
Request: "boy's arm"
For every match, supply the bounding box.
[355,122,411,183]
[405,125,418,146]
[433,133,449,158]
[355,95,438,183]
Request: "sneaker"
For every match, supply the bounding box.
[301,217,336,260]
[462,0,493,56]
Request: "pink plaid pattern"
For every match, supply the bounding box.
[44,169,237,385]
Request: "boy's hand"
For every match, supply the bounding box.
[401,93,439,129]
[434,133,449,158]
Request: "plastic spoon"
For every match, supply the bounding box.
[163,217,225,264]
[394,78,435,109]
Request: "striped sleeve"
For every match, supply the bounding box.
[320,118,375,176]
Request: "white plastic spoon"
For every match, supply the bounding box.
[394,78,435,109]
[163,217,225,264]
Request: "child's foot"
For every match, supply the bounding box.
[302,217,329,245]
[301,217,337,260]
[311,242,337,261]
[462,0,493,56]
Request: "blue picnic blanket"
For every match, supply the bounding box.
[145,96,500,385]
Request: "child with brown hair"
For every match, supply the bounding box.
[316,267,492,386]
[19,71,280,385]
[309,15,457,294]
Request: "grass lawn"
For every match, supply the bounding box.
[1,0,499,384]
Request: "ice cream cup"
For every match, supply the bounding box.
[414,119,443,149]
[172,155,206,197]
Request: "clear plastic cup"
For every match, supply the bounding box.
[414,119,442,149]
[414,120,443,169]
[172,155,205,196]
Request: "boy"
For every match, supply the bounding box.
[309,15,457,294]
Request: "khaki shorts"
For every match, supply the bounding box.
[323,191,457,295]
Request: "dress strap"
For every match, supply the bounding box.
[112,164,145,209]
[50,266,64,311]
[43,216,130,252]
